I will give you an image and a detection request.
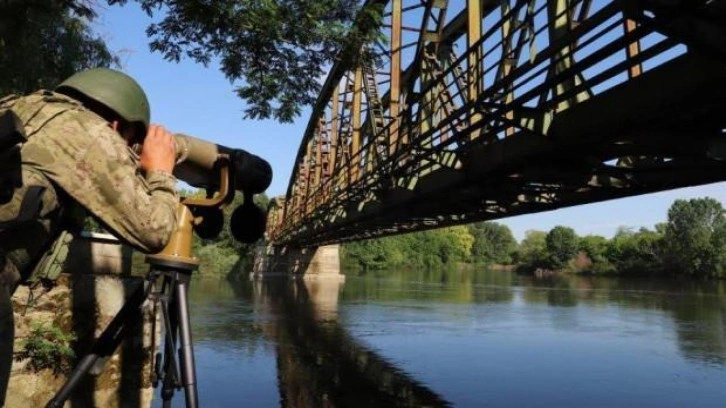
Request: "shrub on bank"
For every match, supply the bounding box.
[16,322,75,375]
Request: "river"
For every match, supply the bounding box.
[157,268,726,407]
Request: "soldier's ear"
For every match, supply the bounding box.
[109,120,132,144]
[119,122,142,146]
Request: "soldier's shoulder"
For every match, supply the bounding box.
[0,93,20,107]
[2,90,87,121]
[1,89,76,104]
[28,91,107,128]
[0,91,40,109]
[3,92,132,169]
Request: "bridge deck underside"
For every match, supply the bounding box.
[287,53,726,246]
[271,0,726,247]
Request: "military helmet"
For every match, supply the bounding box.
[56,68,150,132]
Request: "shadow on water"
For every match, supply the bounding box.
[186,274,451,406]
[250,279,451,408]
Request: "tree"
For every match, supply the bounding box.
[341,226,474,270]
[3,0,384,122]
[577,235,613,273]
[662,198,726,278]
[0,1,118,95]
[437,226,474,265]
[108,0,384,122]
[605,227,663,275]
[578,235,608,261]
[468,222,516,265]
[545,226,578,269]
[517,230,548,269]
[341,237,393,271]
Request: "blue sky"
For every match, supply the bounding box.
[95,3,725,241]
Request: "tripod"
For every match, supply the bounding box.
[46,203,204,408]
[44,157,258,408]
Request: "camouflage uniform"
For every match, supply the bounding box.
[0,90,179,281]
[0,90,178,405]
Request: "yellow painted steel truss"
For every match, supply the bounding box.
[270,0,726,247]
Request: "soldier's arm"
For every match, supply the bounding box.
[122,168,179,253]
[23,113,180,253]
[78,139,179,253]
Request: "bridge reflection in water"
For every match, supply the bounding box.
[251,278,451,408]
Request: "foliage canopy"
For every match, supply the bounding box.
[468,222,517,265]
[546,226,579,269]
[662,198,726,278]
[0,0,118,95]
[3,0,384,122]
[343,197,726,280]
[108,0,384,122]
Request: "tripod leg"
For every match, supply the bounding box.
[0,283,14,408]
[175,277,199,408]
[160,275,180,408]
[46,281,149,408]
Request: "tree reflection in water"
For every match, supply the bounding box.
[518,273,726,365]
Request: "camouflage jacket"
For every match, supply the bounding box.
[0,91,178,276]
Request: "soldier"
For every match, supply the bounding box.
[0,68,179,406]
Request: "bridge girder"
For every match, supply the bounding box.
[269,0,726,247]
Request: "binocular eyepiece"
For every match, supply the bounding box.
[172,133,272,243]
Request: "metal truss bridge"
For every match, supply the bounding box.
[267,0,726,247]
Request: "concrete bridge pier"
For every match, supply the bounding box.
[251,244,344,282]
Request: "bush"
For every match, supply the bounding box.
[606,227,663,275]
[16,322,76,375]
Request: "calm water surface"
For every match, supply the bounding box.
[158,269,726,407]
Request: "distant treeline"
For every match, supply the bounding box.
[342,197,726,280]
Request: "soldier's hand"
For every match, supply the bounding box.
[140,124,176,175]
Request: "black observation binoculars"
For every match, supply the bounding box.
[172,133,272,243]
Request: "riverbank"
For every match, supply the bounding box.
[342,197,726,280]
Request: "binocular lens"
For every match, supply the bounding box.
[230,150,272,194]
[231,201,267,243]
